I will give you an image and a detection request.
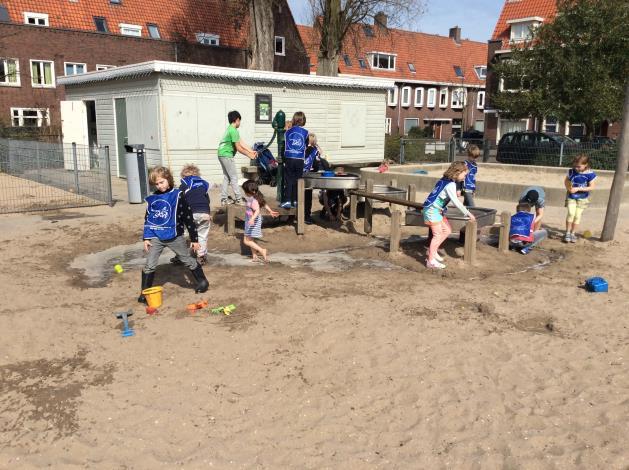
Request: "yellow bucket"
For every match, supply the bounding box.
[142,286,163,308]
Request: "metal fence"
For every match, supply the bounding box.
[0,138,113,214]
[400,137,619,171]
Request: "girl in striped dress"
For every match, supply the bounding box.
[242,180,279,263]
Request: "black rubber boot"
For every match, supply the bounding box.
[137,271,155,304]
[191,265,209,294]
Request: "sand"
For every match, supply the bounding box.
[1,186,628,469]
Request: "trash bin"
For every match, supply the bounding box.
[124,144,149,203]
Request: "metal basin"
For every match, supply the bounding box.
[303,171,360,190]
[405,207,497,231]
[368,184,407,199]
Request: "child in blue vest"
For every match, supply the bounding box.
[457,144,481,243]
[422,161,476,269]
[564,154,596,243]
[281,111,309,209]
[509,202,548,254]
[138,166,209,304]
[179,164,211,264]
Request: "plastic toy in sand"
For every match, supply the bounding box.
[585,277,608,293]
[211,304,236,316]
[583,230,592,239]
[114,264,124,274]
[187,300,209,312]
[146,306,158,315]
[115,310,135,337]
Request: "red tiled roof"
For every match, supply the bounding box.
[297,24,487,87]
[491,0,557,49]
[5,0,249,47]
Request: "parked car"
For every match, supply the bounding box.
[581,135,616,149]
[496,131,577,165]
[454,129,484,150]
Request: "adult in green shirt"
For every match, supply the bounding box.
[218,110,257,205]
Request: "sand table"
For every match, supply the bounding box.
[427,166,612,188]
[0,172,98,213]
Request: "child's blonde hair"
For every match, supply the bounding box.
[443,161,468,180]
[308,133,317,146]
[292,111,306,127]
[467,144,481,159]
[149,166,174,188]
[572,154,591,169]
[181,163,201,177]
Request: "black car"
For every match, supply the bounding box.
[496,131,577,165]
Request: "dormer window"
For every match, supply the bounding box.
[119,23,142,37]
[371,52,395,70]
[453,65,464,78]
[408,63,416,73]
[24,12,49,26]
[508,17,543,42]
[474,65,487,79]
[196,33,219,46]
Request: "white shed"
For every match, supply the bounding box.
[58,61,393,182]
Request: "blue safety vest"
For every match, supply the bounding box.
[285,126,308,159]
[509,211,534,243]
[464,160,478,191]
[303,146,320,173]
[143,189,179,240]
[567,169,596,200]
[181,175,210,194]
[423,178,453,212]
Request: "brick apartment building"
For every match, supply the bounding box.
[298,16,488,140]
[484,0,620,145]
[0,0,308,136]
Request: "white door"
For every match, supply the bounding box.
[61,100,89,170]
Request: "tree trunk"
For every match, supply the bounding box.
[601,82,629,241]
[316,0,341,76]
[249,0,275,71]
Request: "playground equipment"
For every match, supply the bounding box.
[211,304,236,316]
[115,310,135,337]
[302,171,361,190]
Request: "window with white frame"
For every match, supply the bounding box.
[400,86,411,107]
[544,116,558,133]
[426,88,437,107]
[371,52,396,70]
[196,32,219,46]
[24,12,49,26]
[387,87,398,106]
[0,58,20,86]
[96,64,115,71]
[476,91,485,109]
[509,19,540,42]
[275,36,285,56]
[451,88,466,108]
[30,60,55,87]
[439,88,448,108]
[404,118,419,135]
[474,65,487,79]
[64,62,86,76]
[414,87,424,107]
[385,118,391,135]
[119,23,142,37]
[11,108,49,127]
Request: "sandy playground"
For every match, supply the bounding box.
[0,182,628,469]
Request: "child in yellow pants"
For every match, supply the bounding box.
[564,155,596,243]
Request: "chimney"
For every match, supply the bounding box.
[374,12,388,29]
[449,26,461,44]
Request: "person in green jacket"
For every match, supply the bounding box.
[218,110,257,205]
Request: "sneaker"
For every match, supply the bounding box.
[434,252,445,263]
[305,216,314,225]
[519,246,532,255]
[280,201,292,209]
[564,233,572,243]
[569,233,577,243]
[220,199,229,206]
[426,259,446,269]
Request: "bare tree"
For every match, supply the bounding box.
[307,0,425,76]
[248,0,276,70]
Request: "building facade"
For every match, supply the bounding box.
[0,0,308,136]
[484,0,620,145]
[298,18,488,140]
